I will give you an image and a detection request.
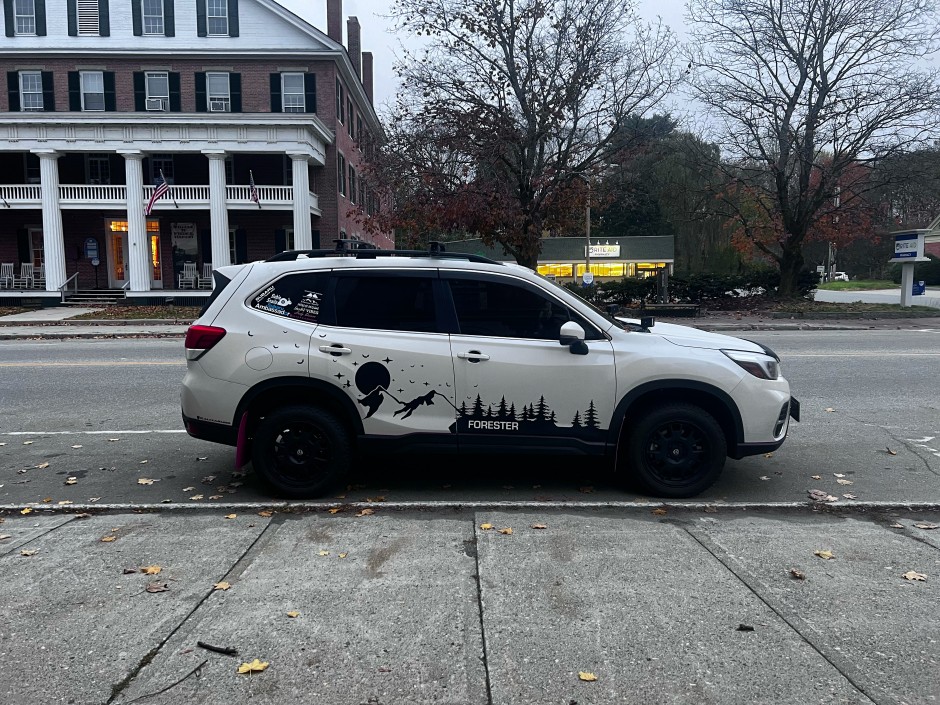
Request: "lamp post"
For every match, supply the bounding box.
[570,172,592,284]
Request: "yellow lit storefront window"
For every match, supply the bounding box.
[109,220,160,233]
[537,263,574,278]
[575,262,626,278]
[536,261,669,280]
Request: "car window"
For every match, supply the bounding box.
[333,273,439,332]
[447,277,591,340]
[249,272,330,324]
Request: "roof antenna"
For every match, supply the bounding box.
[428,241,446,255]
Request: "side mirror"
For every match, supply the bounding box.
[559,321,589,355]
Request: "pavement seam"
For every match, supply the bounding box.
[679,523,881,705]
[469,515,495,705]
[106,517,279,705]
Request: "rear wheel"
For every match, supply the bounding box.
[251,405,351,498]
[626,403,726,498]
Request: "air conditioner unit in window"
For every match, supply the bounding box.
[209,100,229,112]
[145,98,167,111]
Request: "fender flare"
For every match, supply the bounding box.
[234,376,365,436]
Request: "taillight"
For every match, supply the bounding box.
[184,325,226,361]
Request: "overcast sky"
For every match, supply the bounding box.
[274,0,689,114]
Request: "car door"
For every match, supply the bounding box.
[310,269,458,448]
[443,272,616,454]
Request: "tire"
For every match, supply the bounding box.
[626,403,727,498]
[251,405,352,498]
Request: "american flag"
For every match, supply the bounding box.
[145,170,170,215]
[249,170,260,207]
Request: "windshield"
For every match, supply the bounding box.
[535,274,628,330]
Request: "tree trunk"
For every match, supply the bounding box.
[778,241,805,298]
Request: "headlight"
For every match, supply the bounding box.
[722,349,780,380]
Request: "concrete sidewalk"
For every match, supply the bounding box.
[1,505,937,704]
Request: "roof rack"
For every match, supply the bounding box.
[265,239,499,264]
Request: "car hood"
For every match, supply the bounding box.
[616,318,764,353]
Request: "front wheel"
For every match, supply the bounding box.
[251,405,351,498]
[626,403,726,498]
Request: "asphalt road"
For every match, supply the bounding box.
[1,330,939,507]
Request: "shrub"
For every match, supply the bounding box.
[889,254,940,286]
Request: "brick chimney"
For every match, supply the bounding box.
[327,0,342,43]
[362,51,374,104]
[347,16,361,78]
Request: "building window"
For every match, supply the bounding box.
[14,0,36,34]
[77,0,100,34]
[142,0,163,34]
[337,153,346,196]
[87,155,110,184]
[24,153,40,183]
[19,71,43,111]
[145,72,169,111]
[347,99,354,137]
[224,156,233,184]
[348,164,356,204]
[336,79,344,124]
[207,0,228,35]
[357,115,363,145]
[283,155,293,186]
[281,73,305,113]
[151,154,173,183]
[206,72,230,112]
[80,71,105,111]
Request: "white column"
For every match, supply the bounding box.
[34,150,66,291]
[120,151,150,292]
[205,151,231,267]
[289,153,312,249]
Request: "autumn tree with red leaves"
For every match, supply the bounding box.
[363,0,680,267]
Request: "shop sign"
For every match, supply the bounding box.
[587,244,621,258]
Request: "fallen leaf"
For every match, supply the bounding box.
[902,571,927,582]
[71,444,82,449]
[531,523,548,530]
[479,523,494,531]
[833,473,845,478]
[42,498,52,503]
[237,659,269,674]
[842,493,858,500]
[224,513,237,519]
[327,507,343,514]
[825,408,835,412]
[123,567,137,574]
[652,508,668,515]
[318,550,330,556]
[36,462,49,469]
[208,495,223,500]
[100,535,116,542]
[0,534,11,540]
[287,611,300,618]
[141,565,162,575]
[258,510,274,517]
[65,477,77,485]
[890,523,904,528]
[355,508,374,517]
[764,452,773,458]
[760,476,770,481]
[338,552,348,559]
[137,478,155,485]
[808,489,838,503]
[23,440,33,445]
[498,527,513,535]
[578,672,597,682]
[201,475,217,484]
[914,523,939,530]
[837,479,853,485]
[811,475,822,480]
[108,438,120,442]
[703,506,718,513]
[139,460,149,464]
[814,550,835,560]
[214,581,231,591]
[189,495,204,501]
[89,497,100,502]
[196,456,208,461]
[20,507,33,515]
[57,500,73,505]
[789,568,806,580]
[20,549,38,556]
[365,496,386,502]
[885,447,897,455]
[182,486,195,492]
[145,582,169,593]
[73,512,91,519]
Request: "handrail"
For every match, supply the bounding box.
[58,272,79,303]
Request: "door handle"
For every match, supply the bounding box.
[319,344,351,355]
[457,350,490,362]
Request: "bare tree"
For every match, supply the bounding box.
[372,0,679,267]
[687,0,940,295]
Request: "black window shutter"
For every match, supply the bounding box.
[269,73,281,112]
[274,229,286,254]
[199,229,212,264]
[8,72,20,111]
[196,0,206,36]
[35,0,46,35]
[163,0,174,37]
[98,0,109,35]
[229,73,241,113]
[303,73,316,113]
[235,229,248,264]
[68,71,81,111]
[17,229,30,265]
[133,72,145,111]
[227,0,238,36]
[168,72,181,112]
[41,71,54,111]
[4,0,13,37]
[131,0,141,36]
[104,72,116,111]
[194,72,206,112]
[67,0,77,35]
[311,230,320,249]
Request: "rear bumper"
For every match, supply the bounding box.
[182,413,237,447]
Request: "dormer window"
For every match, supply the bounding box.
[14,0,36,34]
[207,0,227,35]
[142,0,163,34]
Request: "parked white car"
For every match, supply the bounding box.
[181,242,799,499]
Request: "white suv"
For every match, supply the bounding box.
[181,242,799,499]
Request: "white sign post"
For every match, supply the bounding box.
[889,230,929,307]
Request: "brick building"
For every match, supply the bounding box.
[0,0,389,304]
